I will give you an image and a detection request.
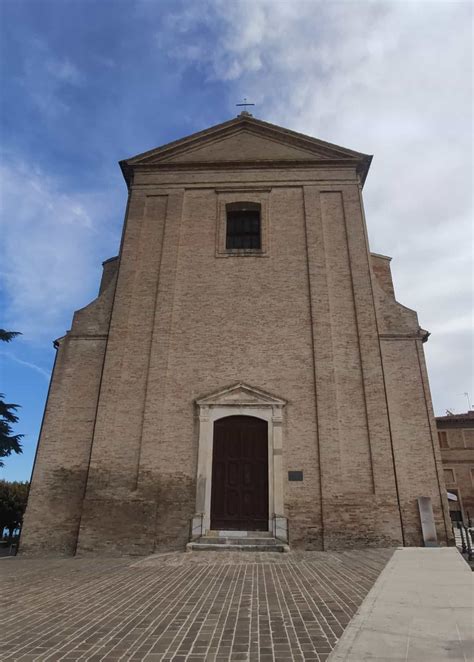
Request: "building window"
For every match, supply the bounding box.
[216,191,270,258]
[463,429,474,449]
[438,430,449,448]
[225,202,261,250]
[444,468,455,484]
[448,488,462,522]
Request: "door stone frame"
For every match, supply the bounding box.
[193,383,286,535]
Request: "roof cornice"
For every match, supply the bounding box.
[119,115,372,187]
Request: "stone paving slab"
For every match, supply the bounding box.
[328,547,473,662]
[0,549,393,661]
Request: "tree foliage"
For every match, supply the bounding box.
[0,330,21,343]
[0,480,29,539]
[0,329,23,467]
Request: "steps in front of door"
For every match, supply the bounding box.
[187,531,289,553]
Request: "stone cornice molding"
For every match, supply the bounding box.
[120,115,372,187]
[196,382,286,409]
[379,328,430,343]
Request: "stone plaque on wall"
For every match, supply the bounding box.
[417,496,438,547]
[288,471,303,481]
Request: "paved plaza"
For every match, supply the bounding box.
[0,549,393,661]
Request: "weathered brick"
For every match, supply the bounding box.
[20,115,452,556]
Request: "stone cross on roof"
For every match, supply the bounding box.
[236,97,255,117]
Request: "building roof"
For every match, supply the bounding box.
[119,113,372,188]
[436,410,474,423]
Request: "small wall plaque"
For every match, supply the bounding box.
[417,496,438,547]
[288,471,303,481]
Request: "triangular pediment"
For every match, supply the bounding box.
[196,383,286,408]
[160,129,327,163]
[120,115,372,183]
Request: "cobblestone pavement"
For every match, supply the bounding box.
[0,549,393,662]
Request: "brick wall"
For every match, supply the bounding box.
[21,120,452,555]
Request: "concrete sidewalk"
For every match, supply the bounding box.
[328,547,473,661]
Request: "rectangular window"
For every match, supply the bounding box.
[448,428,464,447]
[226,203,261,250]
[463,429,474,449]
[216,193,270,258]
[444,468,455,484]
[448,488,461,518]
[438,430,449,448]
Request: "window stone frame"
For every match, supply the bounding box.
[215,188,271,258]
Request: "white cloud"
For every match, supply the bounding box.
[163,0,473,414]
[0,351,51,380]
[3,1,470,417]
[46,58,82,85]
[0,157,119,343]
[21,39,83,117]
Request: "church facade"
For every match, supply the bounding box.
[21,114,452,555]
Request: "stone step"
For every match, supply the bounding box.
[197,537,280,546]
[205,530,273,538]
[186,541,289,553]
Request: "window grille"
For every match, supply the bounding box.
[226,202,261,250]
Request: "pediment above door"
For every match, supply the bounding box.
[196,383,286,408]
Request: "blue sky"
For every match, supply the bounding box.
[1,0,472,482]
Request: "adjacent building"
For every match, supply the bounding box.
[437,411,474,525]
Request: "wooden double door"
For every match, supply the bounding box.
[211,416,269,531]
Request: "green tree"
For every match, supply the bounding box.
[0,329,24,467]
[0,480,29,539]
[0,330,21,343]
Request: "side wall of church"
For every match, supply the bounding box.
[381,338,452,544]
[75,191,181,555]
[371,255,452,546]
[302,186,404,549]
[20,261,117,555]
